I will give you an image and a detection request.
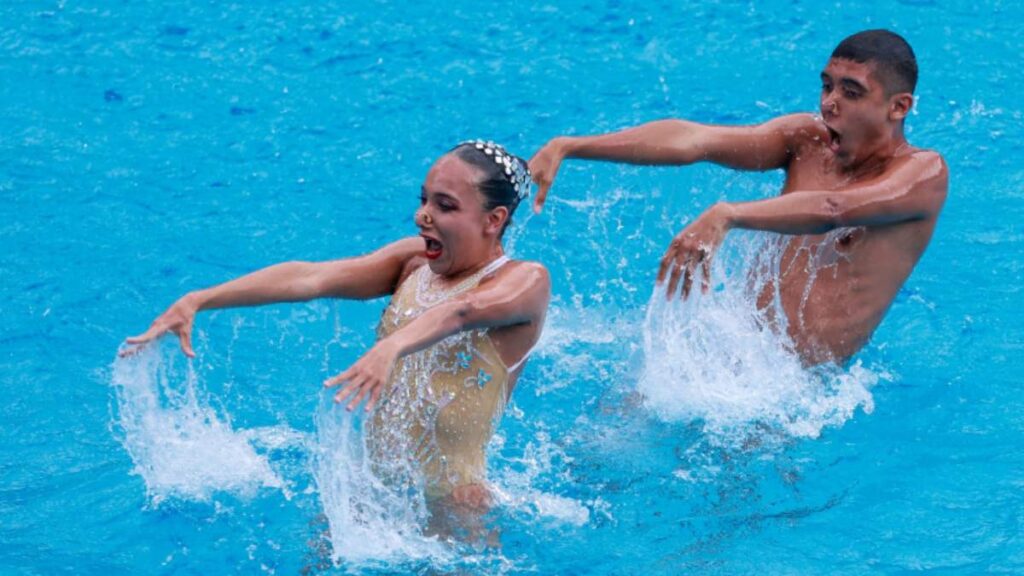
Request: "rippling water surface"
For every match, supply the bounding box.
[2,1,1023,574]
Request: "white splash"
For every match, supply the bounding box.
[110,346,289,505]
[312,396,451,566]
[638,252,881,447]
[490,431,592,528]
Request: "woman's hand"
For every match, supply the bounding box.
[324,339,401,412]
[121,293,201,357]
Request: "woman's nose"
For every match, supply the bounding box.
[415,207,433,227]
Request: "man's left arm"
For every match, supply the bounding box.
[659,151,948,297]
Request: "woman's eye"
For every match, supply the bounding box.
[418,194,427,205]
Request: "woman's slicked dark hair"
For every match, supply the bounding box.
[450,143,528,235]
[832,29,918,95]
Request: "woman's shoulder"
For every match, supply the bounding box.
[499,259,550,288]
[506,258,547,273]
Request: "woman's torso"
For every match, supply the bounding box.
[367,257,527,498]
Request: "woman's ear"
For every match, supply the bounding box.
[485,206,510,236]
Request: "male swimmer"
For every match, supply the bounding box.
[123,141,550,535]
[529,29,947,365]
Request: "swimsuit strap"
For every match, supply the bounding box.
[506,344,533,373]
[478,254,511,277]
[415,255,511,308]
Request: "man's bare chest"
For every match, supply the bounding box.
[781,150,848,194]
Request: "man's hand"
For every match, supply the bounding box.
[121,294,201,357]
[528,137,569,213]
[450,483,492,511]
[657,202,734,299]
[324,339,400,412]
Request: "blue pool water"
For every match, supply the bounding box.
[3,1,1023,574]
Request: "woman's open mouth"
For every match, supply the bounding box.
[423,235,444,260]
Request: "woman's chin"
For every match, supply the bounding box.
[426,256,449,275]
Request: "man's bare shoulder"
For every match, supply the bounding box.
[897,148,949,187]
[906,148,947,170]
[871,148,949,219]
[909,149,949,208]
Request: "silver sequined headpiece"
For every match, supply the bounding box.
[459,139,532,202]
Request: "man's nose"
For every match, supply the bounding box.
[822,93,838,116]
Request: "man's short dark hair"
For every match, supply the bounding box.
[831,29,918,95]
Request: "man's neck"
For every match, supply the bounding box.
[843,130,909,180]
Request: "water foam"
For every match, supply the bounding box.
[312,396,451,567]
[638,242,883,447]
[491,431,593,528]
[110,346,289,505]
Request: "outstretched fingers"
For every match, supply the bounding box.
[124,324,163,346]
[367,385,384,413]
[345,382,373,412]
[324,366,355,389]
[659,237,715,300]
[532,179,551,214]
[681,258,696,299]
[662,242,689,299]
[332,378,360,404]
[700,249,714,294]
[657,242,677,286]
[177,326,195,358]
[119,324,167,357]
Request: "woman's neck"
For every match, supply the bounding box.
[438,246,506,284]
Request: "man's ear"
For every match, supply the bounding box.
[890,92,914,121]
[485,206,509,236]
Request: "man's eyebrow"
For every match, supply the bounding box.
[839,77,867,92]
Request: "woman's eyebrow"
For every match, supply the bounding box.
[421,187,459,203]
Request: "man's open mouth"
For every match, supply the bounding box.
[826,125,842,152]
[422,235,444,260]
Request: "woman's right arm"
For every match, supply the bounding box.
[122,237,424,356]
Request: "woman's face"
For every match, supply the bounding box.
[416,154,506,277]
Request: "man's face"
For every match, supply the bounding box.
[819,58,896,167]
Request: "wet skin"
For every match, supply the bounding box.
[529,57,948,364]
[760,119,943,363]
[753,58,946,363]
[123,152,551,526]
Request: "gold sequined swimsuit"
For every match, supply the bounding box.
[367,256,522,499]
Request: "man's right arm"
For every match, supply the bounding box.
[529,113,817,211]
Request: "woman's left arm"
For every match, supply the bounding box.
[324,262,550,411]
